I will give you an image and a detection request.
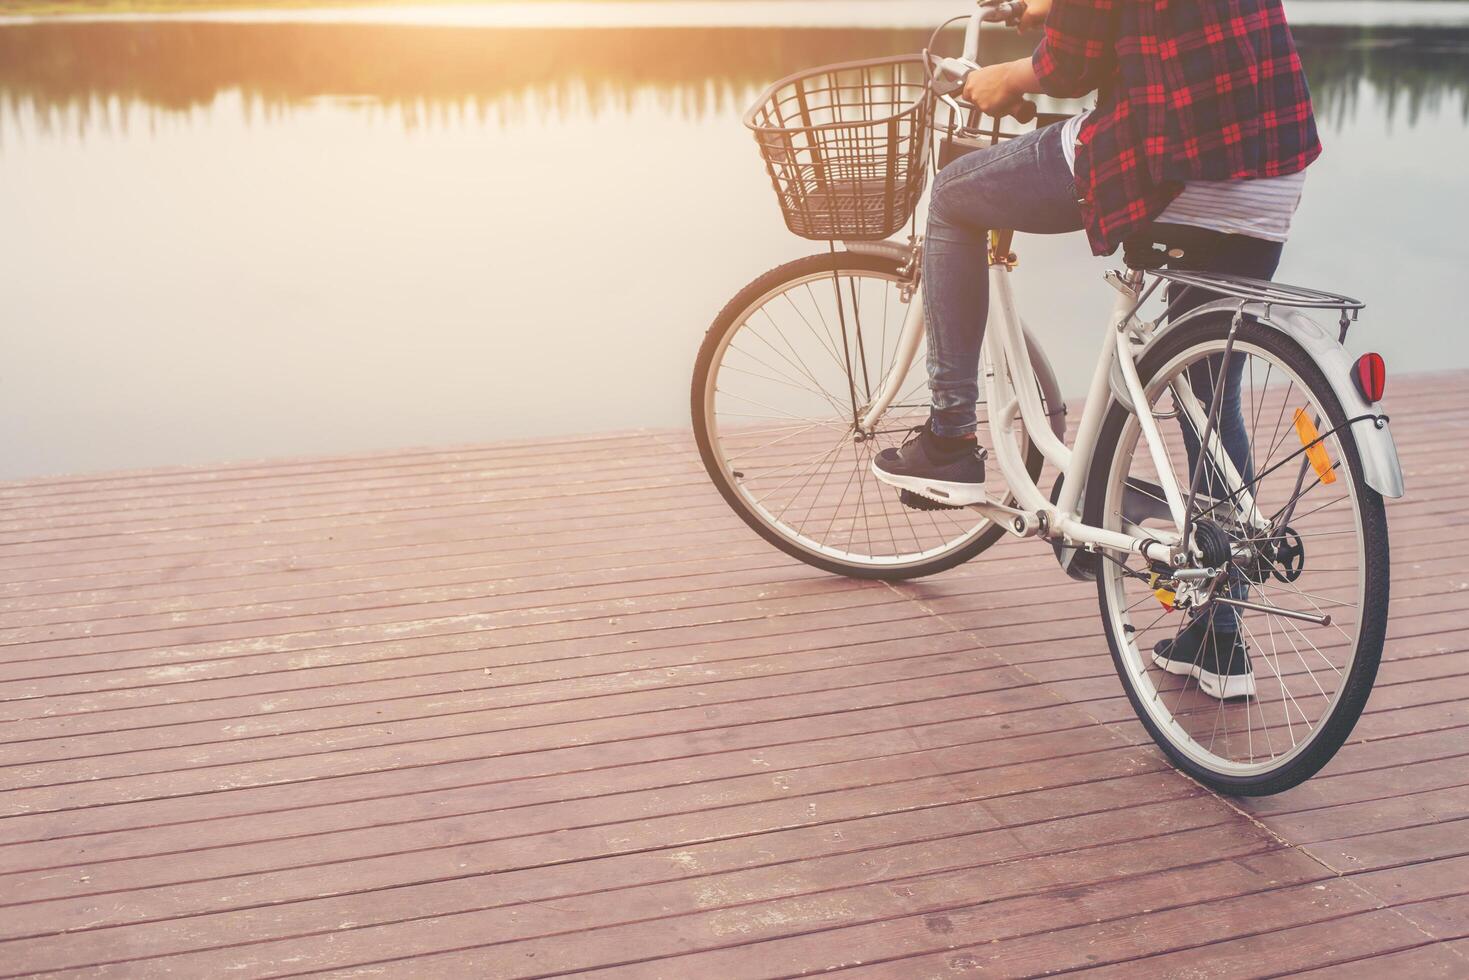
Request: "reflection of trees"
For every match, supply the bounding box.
[1296,27,1469,127]
[0,23,944,131]
[0,21,1465,132]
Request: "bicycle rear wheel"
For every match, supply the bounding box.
[1087,315,1389,795]
[692,250,1049,580]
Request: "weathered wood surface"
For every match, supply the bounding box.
[1,371,1466,978]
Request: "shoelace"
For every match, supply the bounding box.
[906,423,985,463]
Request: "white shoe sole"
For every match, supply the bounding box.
[1151,651,1257,700]
[870,463,987,507]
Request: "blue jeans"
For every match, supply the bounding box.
[923,122,1083,439]
[924,126,1285,630]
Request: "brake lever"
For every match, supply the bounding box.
[931,55,980,97]
[941,95,1038,138]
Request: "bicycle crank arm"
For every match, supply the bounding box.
[1213,596,1332,627]
[966,499,1042,538]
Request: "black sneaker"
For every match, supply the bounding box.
[1152,615,1256,700]
[871,421,987,507]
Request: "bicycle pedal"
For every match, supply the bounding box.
[899,489,964,512]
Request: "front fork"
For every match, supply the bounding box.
[855,240,924,435]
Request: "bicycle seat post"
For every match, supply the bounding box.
[989,229,1017,269]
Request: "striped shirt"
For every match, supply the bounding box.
[1060,110,1305,243]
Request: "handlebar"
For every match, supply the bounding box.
[931,0,1036,129]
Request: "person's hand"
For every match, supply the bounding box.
[962,60,1027,116]
[1019,0,1051,32]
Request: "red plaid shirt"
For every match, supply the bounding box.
[1032,0,1322,255]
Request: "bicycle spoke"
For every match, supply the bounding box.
[724,420,840,465]
[715,389,847,429]
[750,309,851,417]
[787,286,851,378]
[724,341,849,416]
[740,440,860,487]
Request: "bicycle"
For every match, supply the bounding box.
[690,0,1403,795]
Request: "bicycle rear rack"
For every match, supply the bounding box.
[1148,269,1364,315]
[1122,269,1365,344]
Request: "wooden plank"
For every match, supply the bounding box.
[1004,907,1442,980]
[1287,940,1469,980]
[1390,892,1469,939]
[1297,817,1469,873]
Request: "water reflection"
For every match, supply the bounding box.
[0,20,1465,478]
[2,23,1467,135]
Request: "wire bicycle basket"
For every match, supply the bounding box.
[744,56,934,242]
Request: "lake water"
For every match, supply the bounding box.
[2,5,1466,479]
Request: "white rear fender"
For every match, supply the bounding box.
[1125,298,1404,500]
[1267,307,1404,499]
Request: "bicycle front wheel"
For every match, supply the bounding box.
[692,250,1047,579]
[1087,314,1390,795]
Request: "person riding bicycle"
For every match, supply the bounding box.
[873,0,1321,699]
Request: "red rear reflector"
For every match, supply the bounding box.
[1353,353,1386,403]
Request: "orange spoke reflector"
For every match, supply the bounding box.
[1293,407,1337,484]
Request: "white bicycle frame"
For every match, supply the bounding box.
[858,0,1268,567]
[858,260,1256,565]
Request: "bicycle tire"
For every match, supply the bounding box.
[692,250,1045,580]
[1086,314,1389,795]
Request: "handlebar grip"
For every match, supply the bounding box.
[1011,100,1037,124]
[980,0,1028,27]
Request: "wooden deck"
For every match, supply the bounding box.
[2,370,1467,978]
